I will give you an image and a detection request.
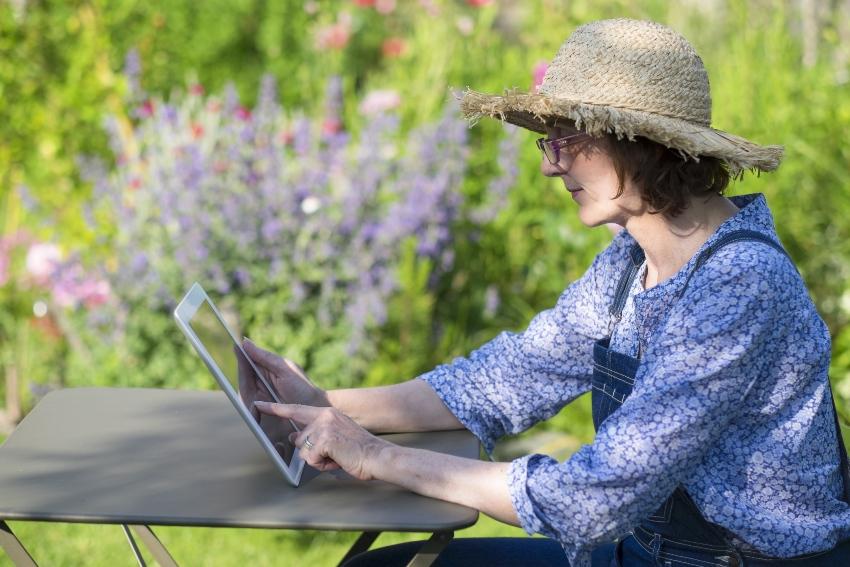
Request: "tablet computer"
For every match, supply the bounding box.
[174,282,306,486]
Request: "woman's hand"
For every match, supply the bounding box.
[238,339,329,421]
[254,402,391,481]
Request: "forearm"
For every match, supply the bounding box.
[371,443,520,527]
[328,378,463,433]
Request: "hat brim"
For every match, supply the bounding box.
[459,88,783,174]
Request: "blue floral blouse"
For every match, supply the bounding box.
[420,194,850,566]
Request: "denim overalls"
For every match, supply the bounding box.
[592,229,850,567]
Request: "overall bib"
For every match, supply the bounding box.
[592,230,850,567]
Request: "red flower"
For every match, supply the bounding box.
[466,0,492,6]
[190,83,205,96]
[353,0,375,6]
[191,122,204,139]
[129,178,142,191]
[235,106,252,121]
[382,37,407,58]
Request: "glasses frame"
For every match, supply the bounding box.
[536,132,592,166]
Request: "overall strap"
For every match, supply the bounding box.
[609,243,645,320]
[832,387,850,503]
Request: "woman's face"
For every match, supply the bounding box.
[540,125,644,228]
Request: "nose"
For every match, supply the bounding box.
[540,155,568,177]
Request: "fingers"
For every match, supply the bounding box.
[283,358,309,380]
[242,338,283,370]
[289,427,337,470]
[254,401,322,424]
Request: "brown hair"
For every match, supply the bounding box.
[601,135,731,217]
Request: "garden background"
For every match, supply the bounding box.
[1,0,849,564]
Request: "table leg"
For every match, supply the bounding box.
[406,530,454,567]
[122,525,148,567]
[337,530,381,566]
[0,520,37,566]
[127,525,179,567]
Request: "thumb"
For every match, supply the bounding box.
[242,338,281,369]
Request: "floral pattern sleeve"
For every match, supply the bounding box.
[418,233,630,454]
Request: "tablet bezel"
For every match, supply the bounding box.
[174,282,305,487]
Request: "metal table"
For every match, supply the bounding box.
[0,388,479,566]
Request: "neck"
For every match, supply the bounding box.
[624,194,740,290]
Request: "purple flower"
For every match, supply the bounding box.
[72,72,512,379]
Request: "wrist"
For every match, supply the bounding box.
[364,437,398,481]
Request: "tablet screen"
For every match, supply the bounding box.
[189,301,297,466]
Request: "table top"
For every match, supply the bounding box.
[0,388,479,532]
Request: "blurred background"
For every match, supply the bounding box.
[1,0,849,564]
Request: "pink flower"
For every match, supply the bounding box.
[315,21,352,51]
[418,0,440,16]
[382,37,407,58]
[532,60,549,92]
[375,0,396,14]
[359,89,401,115]
[0,244,9,287]
[455,16,474,36]
[25,243,62,286]
[353,0,375,6]
[138,99,155,118]
[79,278,112,309]
[189,83,204,96]
[50,264,111,310]
[322,118,343,136]
[466,0,492,7]
[235,106,252,121]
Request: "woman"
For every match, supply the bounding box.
[249,19,850,566]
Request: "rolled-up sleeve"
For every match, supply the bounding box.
[507,248,789,567]
[418,233,631,454]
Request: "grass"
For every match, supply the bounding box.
[4,515,529,566]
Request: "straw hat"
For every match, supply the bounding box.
[459,18,783,174]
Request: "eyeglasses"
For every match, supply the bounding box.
[536,132,591,166]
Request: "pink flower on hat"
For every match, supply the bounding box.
[532,60,548,93]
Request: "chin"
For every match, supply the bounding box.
[576,211,608,228]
